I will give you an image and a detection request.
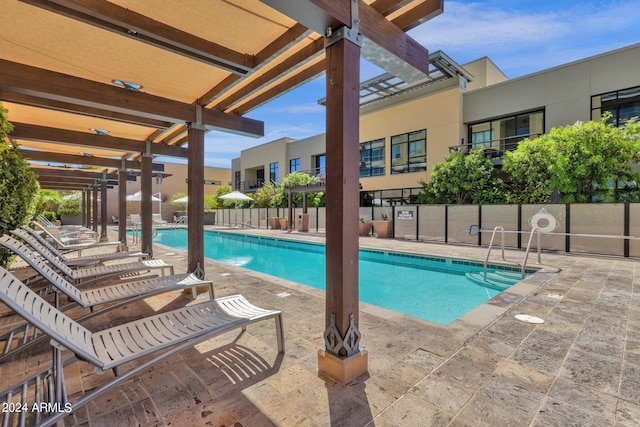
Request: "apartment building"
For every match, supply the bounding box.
[231,43,640,206]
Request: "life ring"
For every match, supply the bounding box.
[530,210,557,234]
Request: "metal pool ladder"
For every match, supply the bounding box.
[484,226,541,279]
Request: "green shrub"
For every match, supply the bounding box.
[41,210,58,222]
[0,102,40,267]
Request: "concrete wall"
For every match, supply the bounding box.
[105,162,231,222]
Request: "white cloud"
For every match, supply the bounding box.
[410,0,640,77]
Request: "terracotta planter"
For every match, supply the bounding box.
[371,220,392,238]
[279,219,289,230]
[358,222,372,236]
[268,217,281,229]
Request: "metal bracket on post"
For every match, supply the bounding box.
[190,105,207,131]
[193,261,205,280]
[325,0,362,48]
[323,313,362,357]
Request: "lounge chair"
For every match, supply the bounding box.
[0,266,283,426]
[0,241,213,363]
[36,215,97,241]
[153,213,168,225]
[12,228,147,268]
[31,222,124,256]
[0,236,173,286]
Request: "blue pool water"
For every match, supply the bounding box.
[152,229,528,325]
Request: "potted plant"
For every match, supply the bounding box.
[358,218,372,236]
[279,216,289,230]
[268,213,281,229]
[57,195,83,225]
[372,213,392,238]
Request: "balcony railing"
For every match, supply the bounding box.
[449,133,542,163]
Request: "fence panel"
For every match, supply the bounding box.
[481,205,519,248]
[522,204,566,251]
[394,206,418,240]
[447,205,478,245]
[418,205,446,242]
[571,203,625,257]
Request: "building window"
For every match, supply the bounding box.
[468,110,544,154]
[359,138,385,177]
[391,130,426,174]
[269,162,279,183]
[314,154,326,176]
[592,85,640,126]
[290,158,300,173]
[234,170,241,190]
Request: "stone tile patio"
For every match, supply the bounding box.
[1,226,639,426]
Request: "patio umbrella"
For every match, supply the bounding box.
[173,195,189,222]
[219,191,253,226]
[126,191,161,202]
[126,191,162,215]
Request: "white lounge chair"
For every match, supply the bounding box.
[0,236,173,286]
[36,215,97,241]
[0,266,283,426]
[32,222,124,256]
[13,228,147,267]
[153,213,168,225]
[0,238,213,363]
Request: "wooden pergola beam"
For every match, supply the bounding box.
[32,167,116,180]
[21,149,140,170]
[0,60,264,137]
[0,91,172,129]
[11,123,188,158]
[21,0,254,74]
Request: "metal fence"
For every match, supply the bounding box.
[213,203,640,258]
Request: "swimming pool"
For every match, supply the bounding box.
[152,229,530,325]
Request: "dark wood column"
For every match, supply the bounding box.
[82,189,89,227]
[118,169,127,244]
[141,153,153,256]
[91,185,98,232]
[187,124,205,278]
[319,24,367,382]
[100,173,108,241]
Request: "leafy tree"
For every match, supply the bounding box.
[252,181,277,208]
[272,172,324,208]
[215,184,235,208]
[418,149,505,204]
[0,102,40,267]
[502,115,640,203]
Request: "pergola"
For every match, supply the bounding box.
[1,0,442,382]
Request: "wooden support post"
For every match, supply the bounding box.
[187,124,205,278]
[100,175,108,241]
[92,185,98,232]
[141,153,153,257]
[319,22,367,383]
[118,169,127,246]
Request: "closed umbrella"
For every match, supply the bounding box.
[219,191,253,226]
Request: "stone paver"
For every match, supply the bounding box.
[1,225,638,426]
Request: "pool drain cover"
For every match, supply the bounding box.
[515,314,544,324]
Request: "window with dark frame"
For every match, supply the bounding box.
[269,162,279,183]
[290,158,300,173]
[468,110,544,154]
[391,130,426,174]
[359,138,385,177]
[592,85,640,126]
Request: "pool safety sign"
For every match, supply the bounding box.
[397,210,413,220]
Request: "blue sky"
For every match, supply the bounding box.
[194,0,640,168]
